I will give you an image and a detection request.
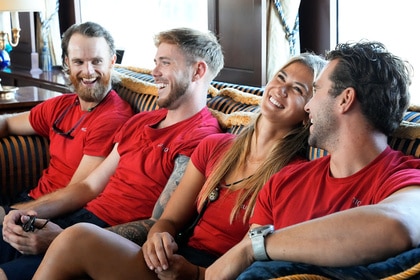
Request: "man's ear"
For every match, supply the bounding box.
[111,54,117,66]
[64,56,69,68]
[339,87,356,113]
[192,61,208,81]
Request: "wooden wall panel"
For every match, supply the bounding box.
[208,0,266,87]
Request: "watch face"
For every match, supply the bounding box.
[250,225,274,237]
[259,225,274,232]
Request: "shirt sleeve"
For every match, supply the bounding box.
[29,95,72,137]
[250,176,277,226]
[191,133,234,177]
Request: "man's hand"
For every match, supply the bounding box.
[2,209,34,237]
[142,232,178,272]
[2,210,63,255]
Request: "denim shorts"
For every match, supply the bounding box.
[178,245,219,268]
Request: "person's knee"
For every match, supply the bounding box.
[0,268,8,280]
[65,223,99,237]
[54,223,101,248]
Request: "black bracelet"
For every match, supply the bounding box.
[40,219,50,229]
[195,265,200,280]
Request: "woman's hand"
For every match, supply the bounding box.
[142,231,179,272]
[155,254,199,280]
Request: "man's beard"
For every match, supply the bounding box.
[69,74,110,103]
[157,78,189,109]
[308,108,336,150]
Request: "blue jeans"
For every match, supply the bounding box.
[237,245,420,280]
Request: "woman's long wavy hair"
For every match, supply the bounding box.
[197,53,326,224]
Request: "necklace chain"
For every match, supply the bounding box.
[221,174,253,187]
[208,174,253,202]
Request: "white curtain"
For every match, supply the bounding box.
[36,0,61,68]
[266,0,301,81]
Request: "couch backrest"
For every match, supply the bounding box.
[0,135,50,204]
[113,65,420,160]
[113,66,262,134]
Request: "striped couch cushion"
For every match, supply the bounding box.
[114,65,155,83]
[206,87,261,114]
[390,111,420,157]
[113,84,158,114]
[308,110,420,160]
[210,80,264,96]
[0,135,50,204]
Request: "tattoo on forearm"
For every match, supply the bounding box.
[151,155,189,219]
[107,219,156,246]
[107,155,189,246]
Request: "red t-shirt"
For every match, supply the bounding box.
[28,90,133,198]
[188,133,246,256]
[251,147,420,229]
[188,133,307,257]
[85,107,221,226]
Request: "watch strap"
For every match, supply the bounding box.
[251,235,270,261]
[249,225,274,261]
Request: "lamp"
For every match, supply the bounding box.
[0,0,45,49]
[0,0,45,73]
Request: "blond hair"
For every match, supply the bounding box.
[197,53,326,223]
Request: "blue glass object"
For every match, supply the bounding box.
[41,46,52,72]
[0,50,11,70]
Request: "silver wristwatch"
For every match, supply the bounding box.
[249,225,274,261]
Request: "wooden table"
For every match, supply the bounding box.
[0,86,62,113]
[0,67,70,93]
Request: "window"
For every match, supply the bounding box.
[77,0,208,69]
[334,0,419,104]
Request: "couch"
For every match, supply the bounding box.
[1,65,420,279]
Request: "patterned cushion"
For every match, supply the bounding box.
[207,87,261,115]
[389,120,420,158]
[390,110,420,158]
[113,84,158,114]
[114,65,154,83]
[403,109,420,123]
[113,68,158,113]
[307,146,329,160]
[209,109,257,134]
[210,80,264,96]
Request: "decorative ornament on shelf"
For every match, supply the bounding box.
[40,0,59,72]
[41,45,52,72]
[0,49,10,69]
